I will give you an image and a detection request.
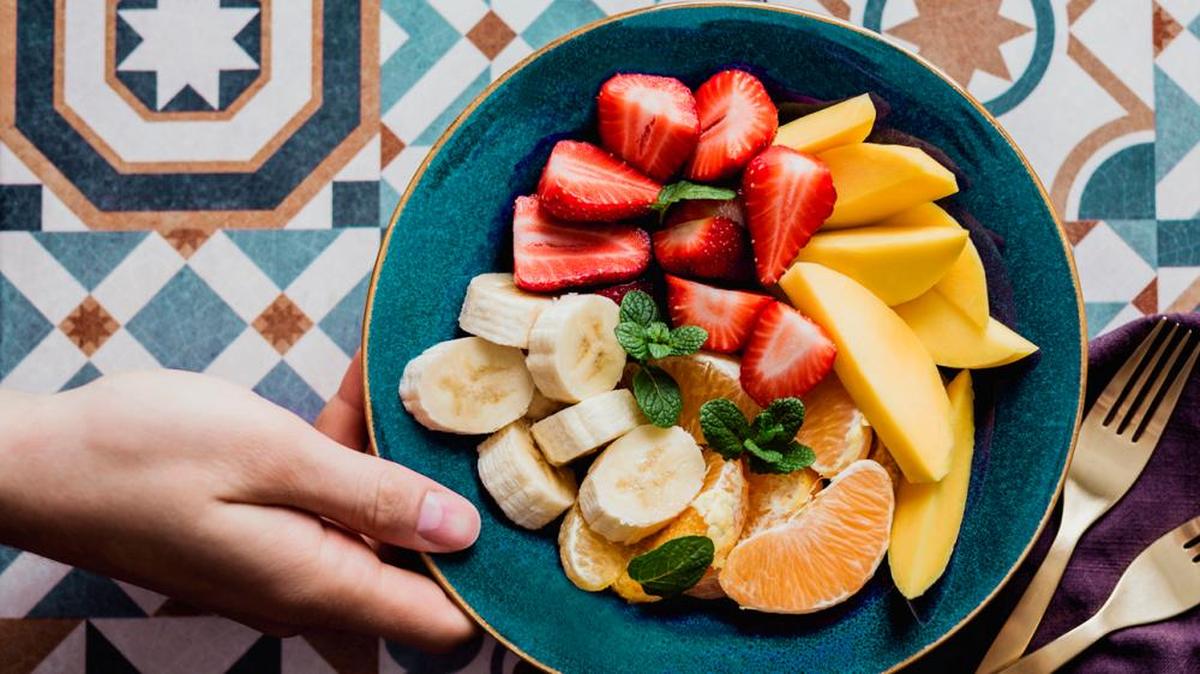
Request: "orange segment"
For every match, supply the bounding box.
[742,469,821,537]
[720,460,894,613]
[654,352,760,445]
[798,375,873,477]
[558,505,631,592]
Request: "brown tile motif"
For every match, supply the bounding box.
[1153,2,1184,55]
[162,228,213,259]
[1166,278,1200,313]
[1132,278,1158,314]
[253,294,313,354]
[888,0,1031,86]
[380,125,406,168]
[466,11,516,60]
[1063,220,1099,245]
[0,619,80,674]
[59,296,119,357]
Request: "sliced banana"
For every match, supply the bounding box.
[458,273,554,349]
[578,425,706,544]
[525,388,566,421]
[531,389,645,465]
[477,420,576,529]
[526,294,625,403]
[400,337,533,434]
[559,505,631,592]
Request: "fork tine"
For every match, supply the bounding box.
[1092,320,1170,424]
[1133,330,1199,445]
[1120,329,1191,435]
[1105,322,1180,428]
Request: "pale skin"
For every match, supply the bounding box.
[0,353,481,652]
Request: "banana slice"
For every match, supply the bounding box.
[526,294,625,403]
[525,388,566,421]
[531,389,645,465]
[477,420,577,529]
[559,505,631,591]
[578,425,706,544]
[400,337,534,434]
[458,273,554,349]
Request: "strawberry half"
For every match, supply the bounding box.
[597,74,700,182]
[537,140,662,222]
[685,70,778,182]
[742,146,836,286]
[593,278,656,305]
[666,197,746,227]
[512,195,651,292]
[665,275,773,353]
[653,215,751,282]
[740,302,836,406]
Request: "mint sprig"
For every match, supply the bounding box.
[626,535,715,596]
[615,291,708,427]
[649,181,738,222]
[699,397,815,474]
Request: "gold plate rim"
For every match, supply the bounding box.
[359,2,1088,672]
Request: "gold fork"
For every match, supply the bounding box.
[999,515,1200,674]
[977,319,1200,673]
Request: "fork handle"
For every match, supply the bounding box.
[998,614,1109,674]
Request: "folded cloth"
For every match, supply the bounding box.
[911,313,1200,673]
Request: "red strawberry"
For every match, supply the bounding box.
[685,70,778,182]
[665,275,773,353]
[512,195,650,292]
[740,302,836,405]
[536,140,662,222]
[653,215,751,282]
[665,197,745,227]
[597,74,700,181]
[593,278,655,305]
[742,146,836,286]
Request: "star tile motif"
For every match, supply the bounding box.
[253,294,313,354]
[466,11,517,60]
[117,0,260,110]
[60,297,119,357]
[887,0,1032,86]
[163,229,213,259]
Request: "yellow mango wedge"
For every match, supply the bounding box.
[795,225,967,306]
[894,290,1038,368]
[773,94,876,155]
[889,370,974,599]
[878,203,990,327]
[819,144,958,227]
[780,262,953,483]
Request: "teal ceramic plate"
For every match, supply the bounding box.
[363,4,1085,672]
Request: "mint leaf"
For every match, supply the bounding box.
[743,438,783,465]
[627,535,715,596]
[633,365,682,427]
[758,398,806,439]
[699,399,750,459]
[615,322,649,361]
[645,321,671,345]
[619,290,658,326]
[668,325,708,356]
[648,342,673,360]
[649,181,738,221]
[749,441,815,474]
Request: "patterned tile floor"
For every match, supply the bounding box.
[1,0,1198,671]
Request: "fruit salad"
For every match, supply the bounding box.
[398,69,1038,613]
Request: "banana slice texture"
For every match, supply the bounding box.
[525,388,566,421]
[578,424,706,544]
[400,337,533,434]
[458,273,554,349]
[477,420,576,529]
[531,389,645,465]
[526,294,625,403]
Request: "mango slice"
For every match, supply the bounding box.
[780,262,953,483]
[819,144,958,227]
[773,94,876,155]
[889,370,974,599]
[878,203,990,327]
[893,290,1038,368]
[795,225,967,305]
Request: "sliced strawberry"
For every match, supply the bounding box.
[653,215,751,282]
[512,195,650,292]
[685,70,778,182]
[665,275,773,353]
[742,146,836,286]
[536,140,662,222]
[665,197,745,227]
[597,74,700,182]
[740,302,836,406]
[593,278,655,305]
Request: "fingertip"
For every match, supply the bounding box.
[415,491,481,552]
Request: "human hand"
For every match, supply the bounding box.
[0,357,481,651]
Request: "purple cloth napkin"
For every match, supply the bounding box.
[910,313,1200,673]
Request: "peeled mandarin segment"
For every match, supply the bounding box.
[796,375,874,478]
[876,203,990,327]
[653,352,760,445]
[893,290,1038,368]
[742,468,821,537]
[773,93,876,155]
[780,262,953,483]
[720,460,894,614]
[890,370,975,599]
[559,505,631,592]
[818,144,958,227]
[795,225,968,306]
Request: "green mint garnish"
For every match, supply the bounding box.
[626,535,715,597]
[614,291,709,427]
[698,397,815,474]
[649,181,738,222]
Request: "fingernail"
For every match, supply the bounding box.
[417,491,480,549]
